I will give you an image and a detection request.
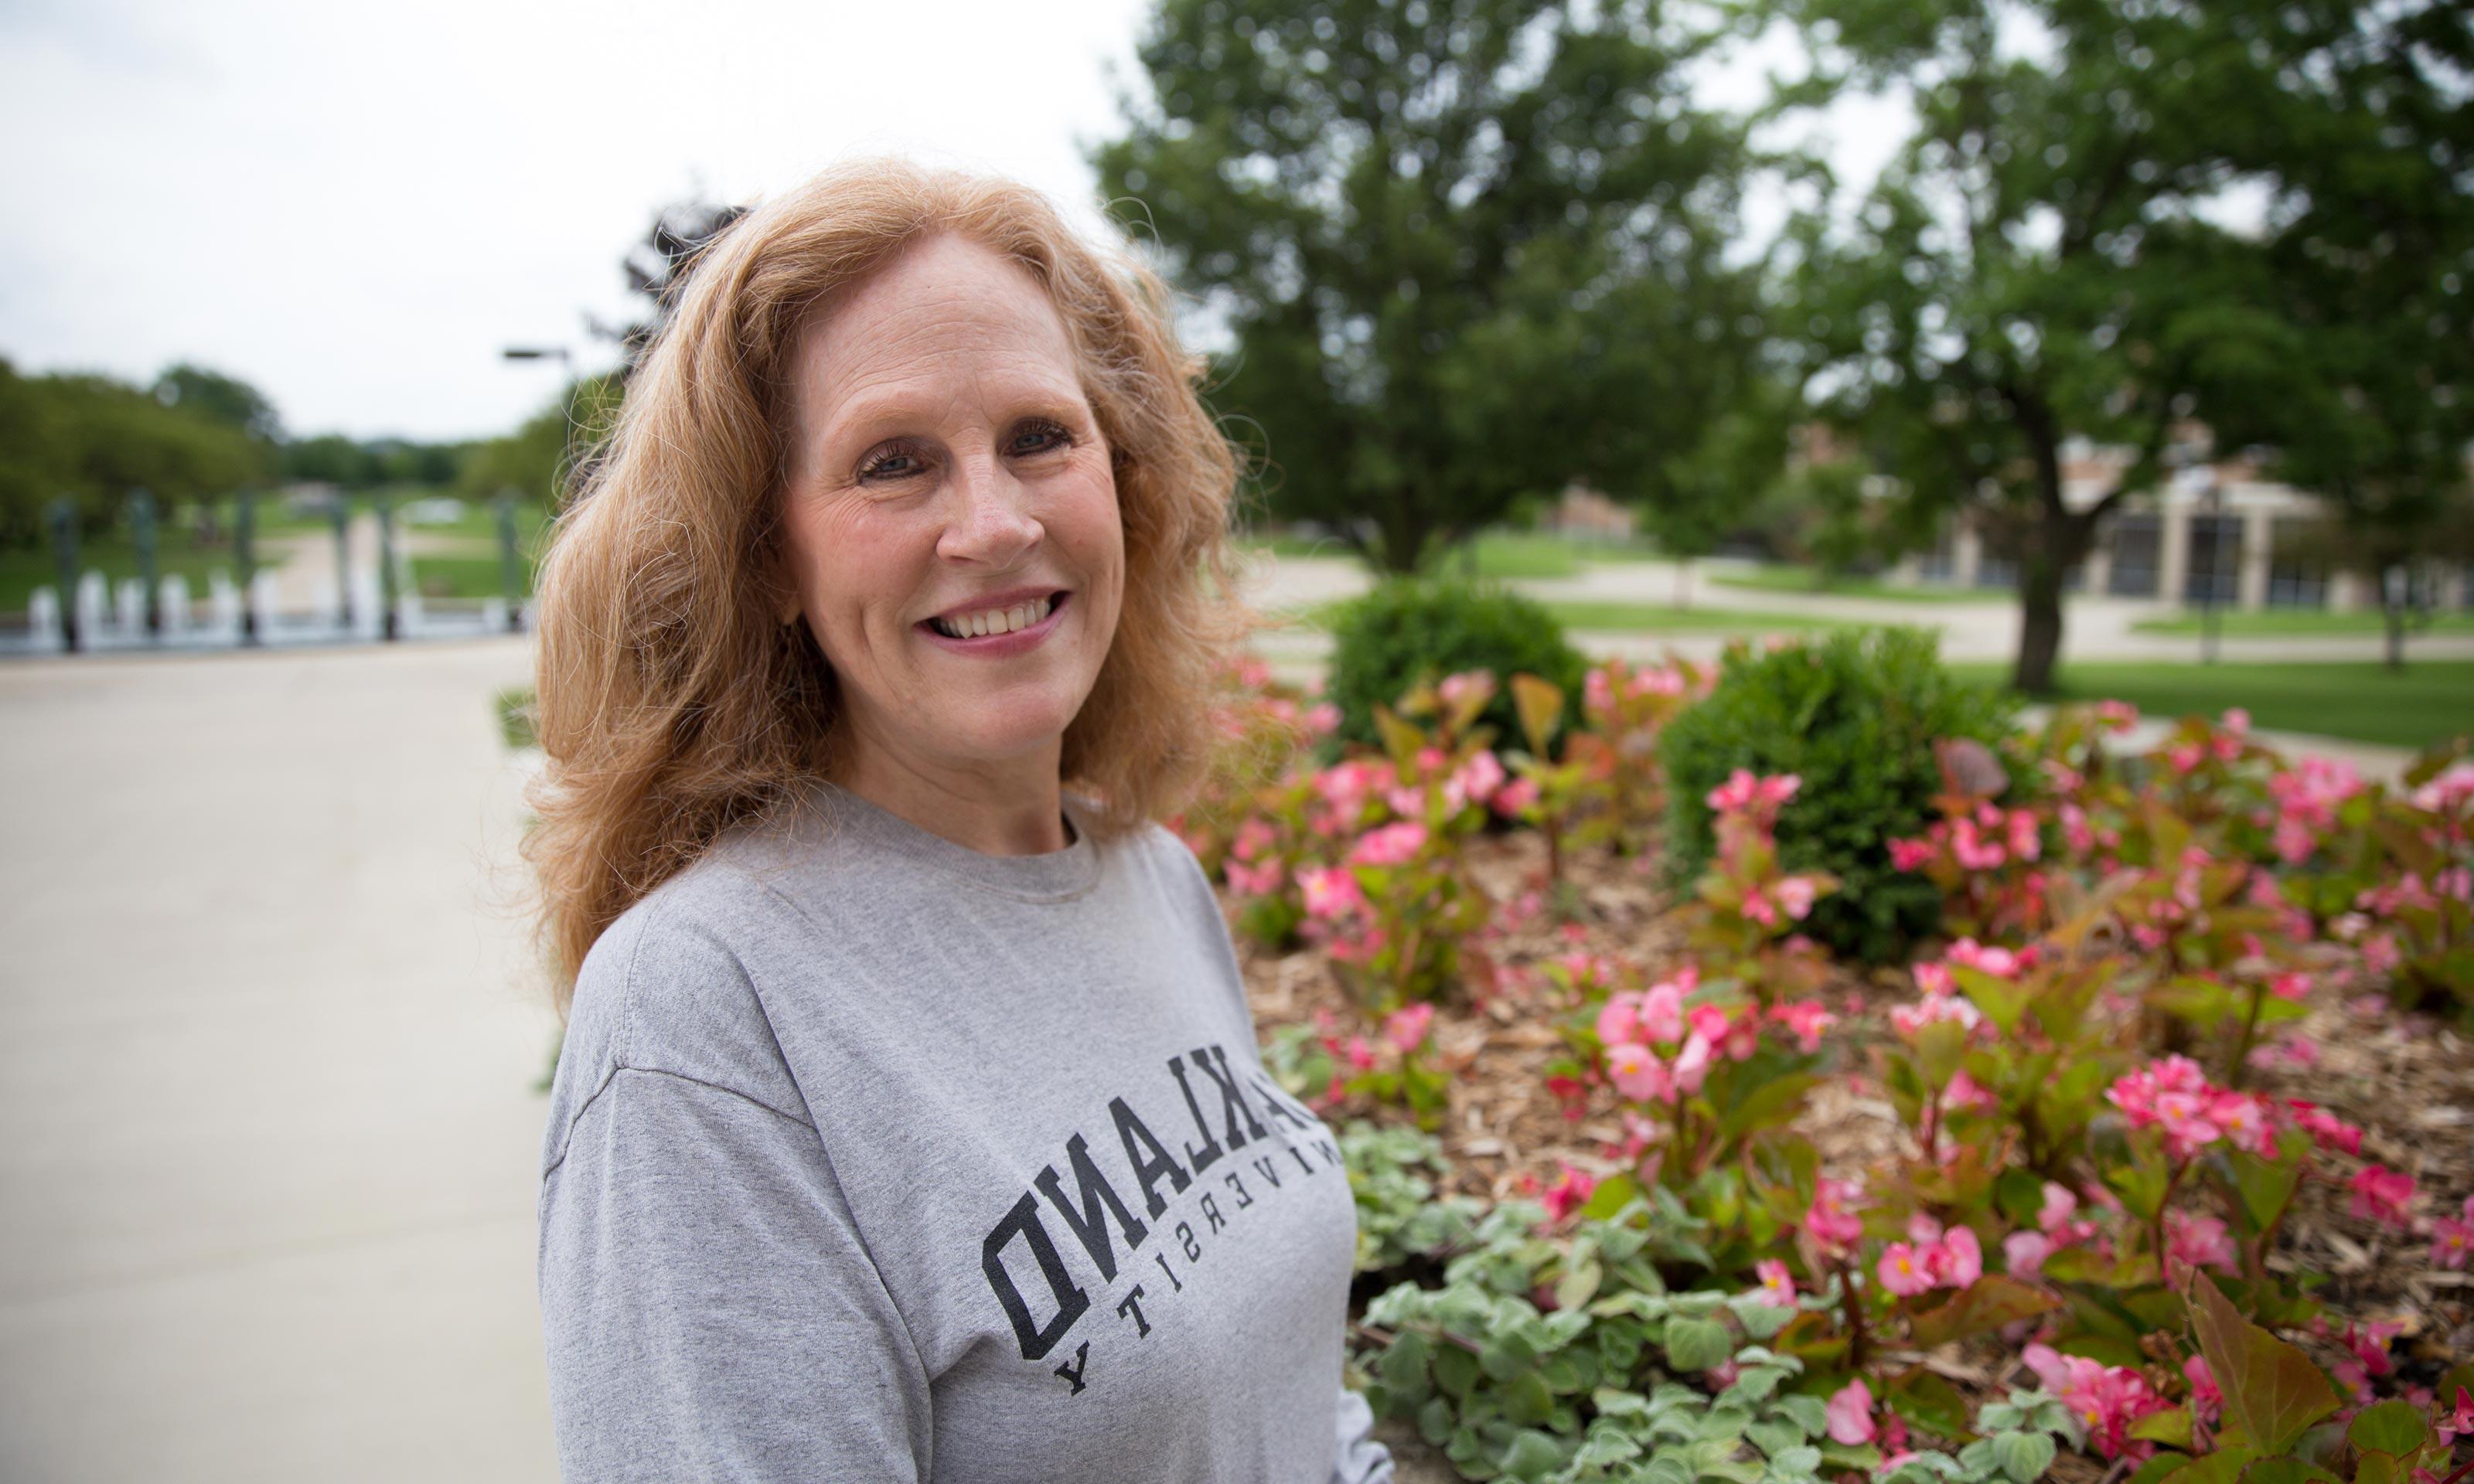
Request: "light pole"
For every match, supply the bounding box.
[500,345,573,633]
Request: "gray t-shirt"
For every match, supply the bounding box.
[537,778,1395,1482]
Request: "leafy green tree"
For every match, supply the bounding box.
[1092,0,1775,572]
[152,363,283,444]
[1774,0,2321,693]
[457,374,623,510]
[2194,0,2474,670]
[0,363,263,542]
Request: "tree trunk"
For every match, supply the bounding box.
[2384,601,2407,672]
[2012,557,2067,696]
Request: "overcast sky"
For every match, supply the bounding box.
[0,0,1902,443]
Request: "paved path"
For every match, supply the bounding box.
[1235,550,2474,675]
[0,637,557,1482]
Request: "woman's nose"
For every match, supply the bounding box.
[936,456,1044,567]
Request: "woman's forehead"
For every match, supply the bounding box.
[794,238,1086,422]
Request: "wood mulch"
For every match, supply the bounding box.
[1225,832,2474,1479]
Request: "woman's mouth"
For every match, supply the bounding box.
[917,591,1069,655]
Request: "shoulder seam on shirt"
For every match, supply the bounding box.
[538,1064,819,1183]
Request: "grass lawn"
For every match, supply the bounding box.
[2131,608,2474,638]
[0,537,288,617]
[1239,529,1666,579]
[1950,659,2474,752]
[1279,597,1841,635]
[412,553,534,601]
[1712,564,2005,604]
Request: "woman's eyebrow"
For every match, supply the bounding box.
[823,378,1092,447]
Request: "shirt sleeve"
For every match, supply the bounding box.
[1331,1384,1396,1483]
[538,1063,932,1482]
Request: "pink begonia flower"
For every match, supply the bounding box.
[2431,1199,2474,1269]
[2166,1211,2237,1276]
[1348,821,1428,868]
[2039,1182,2079,1233]
[2023,1343,2169,1460]
[1770,999,1835,1053]
[1671,1033,1713,1096]
[2209,1091,2275,1156]
[2347,1166,2416,1227]
[1637,978,1688,1043]
[1383,1003,1433,1053]
[2183,1356,2221,1426]
[1775,876,1819,921]
[2438,1386,2474,1442]
[1541,1164,1596,1224]
[2340,1320,2399,1381]
[1806,1177,1866,1254]
[1343,1036,1378,1071]
[1302,701,1341,737]
[1947,938,2020,977]
[1932,1225,1984,1288]
[1754,1258,1796,1309]
[1298,866,1367,922]
[1943,1069,1999,1115]
[1232,817,1276,862]
[2007,809,2042,860]
[2004,1230,2051,1279]
[1605,1042,1674,1103]
[1597,992,1641,1049]
[1826,1380,1877,1445]
[1225,858,1283,897]
[2286,1099,2363,1156]
[1491,776,1541,817]
[1877,1242,1934,1297]
[1887,836,1936,872]
[1436,670,1494,710]
[1688,1002,1733,1043]
[1450,750,1506,809]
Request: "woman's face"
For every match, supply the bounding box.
[777,233,1125,787]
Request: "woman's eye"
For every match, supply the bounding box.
[1010,421,1072,456]
[857,444,926,482]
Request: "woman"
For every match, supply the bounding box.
[526,158,1395,1483]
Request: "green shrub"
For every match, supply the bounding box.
[1656,627,2020,964]
[1325,577,1586,751]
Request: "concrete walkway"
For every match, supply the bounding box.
[1235,549,2474,679]
[0,637,557,1482]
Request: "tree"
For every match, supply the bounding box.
[152,363,283,444]
[456,373,624,510]
[592,199,748,382]
[2195,0,2474,671]
[1774,0,2316,693]
[1092,0,1775,572]
[0,362,263,543]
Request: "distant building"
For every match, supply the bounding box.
[1877,432,2473,612]
[1539,485,1637,543]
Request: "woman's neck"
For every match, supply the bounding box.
[823,725,1072,857]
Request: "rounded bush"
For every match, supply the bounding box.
[1324,577,1586,752]
[1656,626,2021,964]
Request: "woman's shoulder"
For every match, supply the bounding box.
[549,850,816,1145]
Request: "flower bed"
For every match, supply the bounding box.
[1178,645,2474,1484]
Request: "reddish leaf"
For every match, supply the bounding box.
[2188,1277,2336,1457]
[1907,1276,2060,1348]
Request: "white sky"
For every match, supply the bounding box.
[0,0,1903,442]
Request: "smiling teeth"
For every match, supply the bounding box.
[933,595,1052,639]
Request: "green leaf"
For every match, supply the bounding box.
[1502,1367,1556,1427]
[1907,1275,2062,1348]
[2346,1401,2429,1458]
[1434,1343,1480,1399]
[2239,1458,2343,1484]
[1498,1427,1566,1478]
[2189,1277,2337,1457]
[1991,1431,2057,1484]
[1580,1173,1640,1222]
[2129,1409,2195,1448]
[1664,1316,1733,1373]
[2127,1452,2194,1484]
[2160,1446,2256,1484]
[1885,1368,1971,1441]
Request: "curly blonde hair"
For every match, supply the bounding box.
[523,158,1248,1012]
